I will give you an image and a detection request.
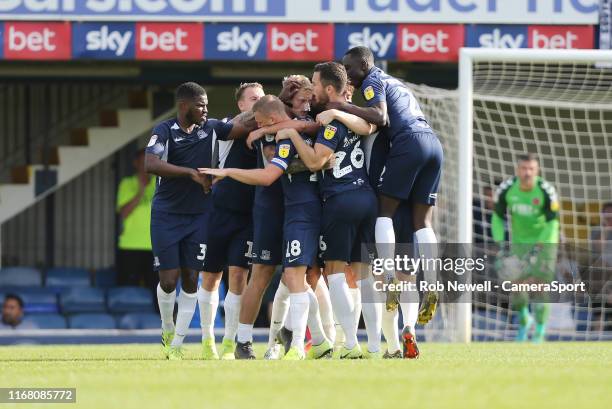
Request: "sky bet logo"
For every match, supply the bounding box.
[73,23,134,59]
[205,24,266,60]
[465,25,593,49]
[335,24,396,59]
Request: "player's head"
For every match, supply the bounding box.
[343,83,355,102]
[516,153,540,187]
[175,82,208,125]
[312,62,348,109]
[235,82,265,113]
[252,95,290,127]
[342,46,374,88]
[283,75,313,117]
[2,294,24,327]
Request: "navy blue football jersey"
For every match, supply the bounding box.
[146,117,232,214]
[270,133,319,206]
[212,128,257,214]
[316,120,370,201]
[253,134,283,211]
[361,66,431,154]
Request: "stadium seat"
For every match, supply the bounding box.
[118,313,160,330]
[1,287,59,314]
[69,313,116,329]
[21,313,67,329]
[46,267,91,288]
[0,267,43,287]
[107,287,154,313]
[94,268,117,288]
[60,288,106,313]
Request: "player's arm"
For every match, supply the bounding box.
[538,180,560,244]
[144,130,211,192]
[316,109,377,135]
[224,111,258,140]
[492,180,511,243]
[247,120,319,148]
[327,101,387,127]
[277,128,333,172]
[328,76,388,126]
[199,165,282,187]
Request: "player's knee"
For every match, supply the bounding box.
[158,276,178,293]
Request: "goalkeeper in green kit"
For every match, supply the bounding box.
[492,154,560,343]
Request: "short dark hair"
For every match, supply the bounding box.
[175,82,206,101]
[314,62,348,94]
[518,153,539,163]
[235,82,264,102]
[344,46,374,65]
[4,293,24,309]
[252,95,286,116]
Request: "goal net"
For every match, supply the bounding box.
[408,49,612,342]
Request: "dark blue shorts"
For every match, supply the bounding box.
[282,202,321,268]
[378,131,442,205]
[320,188,377,263]
[150,209,209,272]
[252,203,284,266]
[202,205,253,273]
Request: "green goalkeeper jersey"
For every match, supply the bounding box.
[492,176,560,244]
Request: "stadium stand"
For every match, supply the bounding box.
[94,268,118,288]
[107,287,154,313]
[118,313,161,330]
[0,267,43,287]
[69,313,116,329]
[22,313,67,330]
[46,267,91,288]
[60,288,106,314]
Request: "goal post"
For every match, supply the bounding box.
[409,48,612,343]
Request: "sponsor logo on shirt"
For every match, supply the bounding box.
[279,144,291,158]
[324,125,337,140]
[363,85,375,100]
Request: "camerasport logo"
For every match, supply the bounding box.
[397,24,463,62]
[4,22,71,60]
[267,24,333,61]
[135,23,203,60]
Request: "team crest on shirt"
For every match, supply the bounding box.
[279,144,291,158]
[147,135,158,147]
[197,129,208,139]
[364,86,375,101]
[324,125,337,140]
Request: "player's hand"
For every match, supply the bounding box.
[325,101,347,111]
[198,167,229,181]
[275,128,294,142]
[246,129,266,149]
[190,169,212,193]
[316,109,339,126]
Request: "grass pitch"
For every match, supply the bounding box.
[0,342,610,409]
